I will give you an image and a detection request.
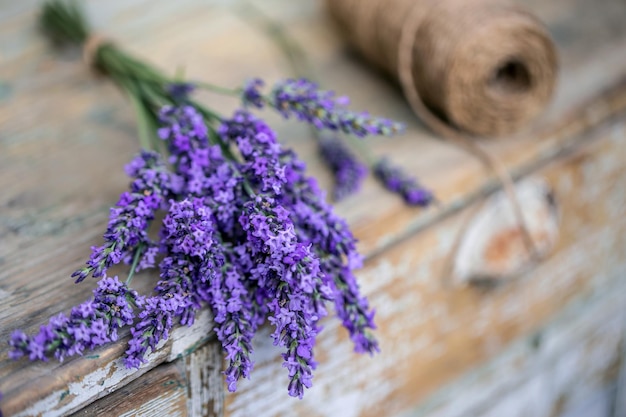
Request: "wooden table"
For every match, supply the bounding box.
[1,0,626,416]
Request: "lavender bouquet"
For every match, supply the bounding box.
[4,1,412,399]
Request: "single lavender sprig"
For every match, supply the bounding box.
[373,158,434,206]
[9,277,142,362]
[167,82,196,100]
[242,78,265,109]
[72,151,171,282]
[242,78,405,138]
[240,196,332,398]
[318,137,368,201]
[209,262,258,392]
[330,266,378,353]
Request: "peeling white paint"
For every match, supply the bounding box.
[169,309,214,360]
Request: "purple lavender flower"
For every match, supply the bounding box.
[209,262,258,392]
[125,198,224,368]
[72,151,171,282]
[157,105,245,230]
[219,110,285,195]
[269,78,405,137]
[240,195,332,398]
[318,137,367,201]
[241,78,265,109]
[158,105,209,161]
[135,243,160,272]
[373,158,434,206]
[124,294,182,369]
[9,276,142,362]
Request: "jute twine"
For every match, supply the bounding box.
[327,0,559,268]
[82,34,112,71]
[326,0,557,137]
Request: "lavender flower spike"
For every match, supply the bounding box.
[72,151,171,282]
[9,276,142,362]
[210,263,258,392]
[269,78,405,138]
[373,158,434,206]
[219,110,286,195]
[241,196,333,398]
[318,137,367,201]
[167,82,196,100]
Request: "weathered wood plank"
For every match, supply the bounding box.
[1,310,213,417]
[184,342,224,417]
[62,339,225,417]
[70,361,189,417]
[402,273,626,417]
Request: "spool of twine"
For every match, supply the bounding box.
[326,0,558,137]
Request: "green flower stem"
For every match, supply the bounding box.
[237,1,312,79]
[194,81,242,97]
[126,244,144,285]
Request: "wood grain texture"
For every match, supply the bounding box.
[403,273,626,417]
[184,342,224,417]
[69,361,189,417]
[0,0,625,416]
[1,310,213,417]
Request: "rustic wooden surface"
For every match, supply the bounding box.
[1,0,626,416]
[70,362,189,417]
[71,341,224,417]
[405,269,626,417]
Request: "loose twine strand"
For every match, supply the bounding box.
[396,1,539,259]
